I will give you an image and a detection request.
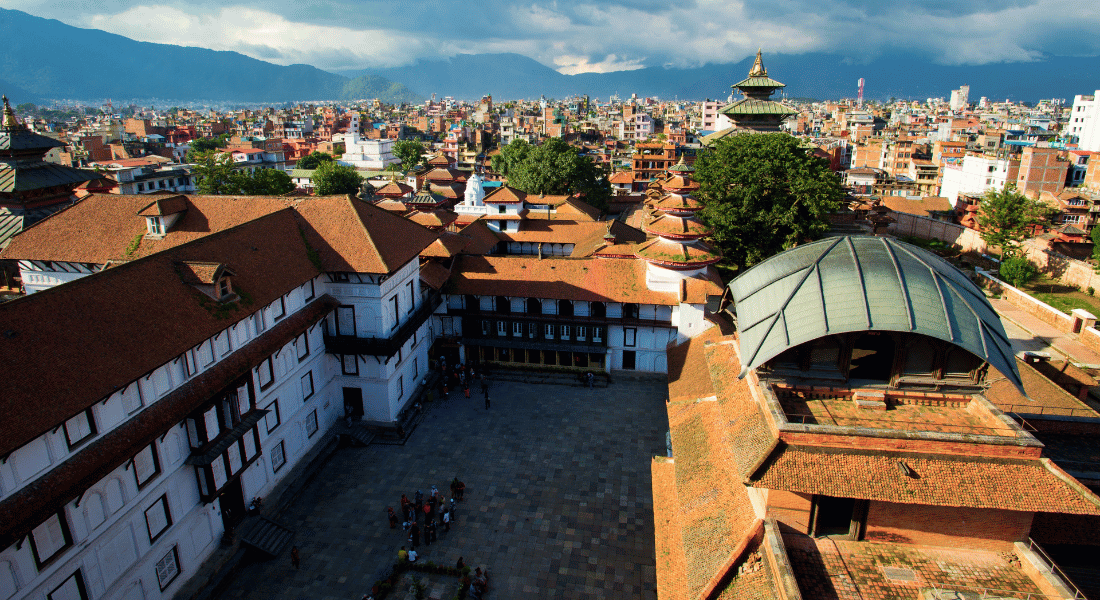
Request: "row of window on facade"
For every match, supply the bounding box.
[478,321,606,343]
[135,176,190,193]
[467,296,647,320]
[16,440,175,600]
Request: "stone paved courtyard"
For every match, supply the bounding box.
[217,376,669,599]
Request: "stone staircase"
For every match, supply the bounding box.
[484,367,611,387]
[238,517,293,558]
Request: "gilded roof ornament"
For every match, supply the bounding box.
[2,95,25,130]
[749,49,767,77]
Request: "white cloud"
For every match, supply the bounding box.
[84,4,433,71]
[15,0,1100,74]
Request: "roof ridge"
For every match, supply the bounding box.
[346,194,388,272]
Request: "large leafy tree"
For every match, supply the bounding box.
[502,138,610,212]
[191,150,295,195]
[313,162,364,196]
[297,151,334,170]
[490,139,531,176]
[393,139,425,172]
[977,186,1054,258]
[695,133,845,271]
[191,151,239,194]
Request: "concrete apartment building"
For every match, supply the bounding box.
[1069,91,1100,151]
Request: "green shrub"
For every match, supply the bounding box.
[1000,256,1038,289]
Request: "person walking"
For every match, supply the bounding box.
[442,507,451,532]
[387,507,398,529]
[463,381,470,398]
[409,522,420,548]
[484,385,490,409]
[290,546,300,569]
[586,372,594,388]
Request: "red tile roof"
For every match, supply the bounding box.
[137,194,188,216]
[445,255,723,305]
[483,186,526,204]
[748,445,1100,515]
[293,196,439,275]
[0,210,321,457]
[3,193,293,263]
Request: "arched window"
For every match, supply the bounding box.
[622,303,639,319]
[558,300,574,317]
[591,302,606,318]
[495,296,511,314]
[465,295,480,311]
[527,298,542,314]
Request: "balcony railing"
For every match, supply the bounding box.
[323,291,442,358]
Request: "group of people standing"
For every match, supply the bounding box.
[438,359,491,409]
[388,479,465,550]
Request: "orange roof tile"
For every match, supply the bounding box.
[749,446,1100,515]
[483,185,526,204]
[0,210,321,457]
[137,194,188,216]
[445,255,723,305]
[420,231,469,258]
[293,196,438,275]
[455,220,502,255]
[419,260,452,290]
[3,193,293,264]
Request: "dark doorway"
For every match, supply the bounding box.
[219,477,246,532]
[527,298,542,314]
[591,302,606,318]
[343,387,364,419]
[622,350,636,370]
[812,496,858,538]
[558,300,574,317]
[849,333,895,382]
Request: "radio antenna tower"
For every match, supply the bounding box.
[857,79,865,108]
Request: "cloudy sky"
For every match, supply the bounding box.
[7,0,1100,74]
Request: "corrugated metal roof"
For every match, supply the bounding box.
[728,236,1023,391]
[732,75,787,89]
[0,130,66,152]
[720,98,796,117]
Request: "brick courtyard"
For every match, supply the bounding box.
[216,376,670,599]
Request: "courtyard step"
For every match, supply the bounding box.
[238,517,293,558]
[485,367,610,387]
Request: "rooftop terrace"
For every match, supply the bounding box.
[783,535,1075,600]
[769,383,1032,441]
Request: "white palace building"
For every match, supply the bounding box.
[0,158,724,600]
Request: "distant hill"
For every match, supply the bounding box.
[0,8,420,104]
[341,52,1100,104]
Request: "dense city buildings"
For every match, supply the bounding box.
[2,44,1100,600]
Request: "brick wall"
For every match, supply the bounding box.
[885,213,988,254]
[766,490,813,534]
[977,269,1074,331]
[864,501,1033,550]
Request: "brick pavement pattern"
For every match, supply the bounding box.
[217,378,669,599]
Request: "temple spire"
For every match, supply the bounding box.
[2,95,24,131]
[749,48,767,77]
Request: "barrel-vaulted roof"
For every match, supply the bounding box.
[728,236,1023,390]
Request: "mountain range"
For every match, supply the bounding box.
[1,6,1097,106]
[341,52,1100,104]
[0,8,420,105]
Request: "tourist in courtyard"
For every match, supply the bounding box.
[290,546,300,569]
[409,522,419,547]
[387,506,397,528]
[397,546,408,562]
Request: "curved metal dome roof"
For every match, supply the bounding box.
[728,236,1023,390]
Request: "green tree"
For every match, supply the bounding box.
[976,187,1053,258]
[503,138,610,212]
[191,151,295,195]
[237,168,295,196]
[694,133,846,270]
[1091,225,1100,264]
[393,139,425,172]
[491,139,531,176]
[191,150,239,194]
[1000,256,1037,288]
[188,137,222,158]
[313,162,363,196]
[297,151,334,170]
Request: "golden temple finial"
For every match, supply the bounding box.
[2,95,21,130]
[749,49,767,77]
